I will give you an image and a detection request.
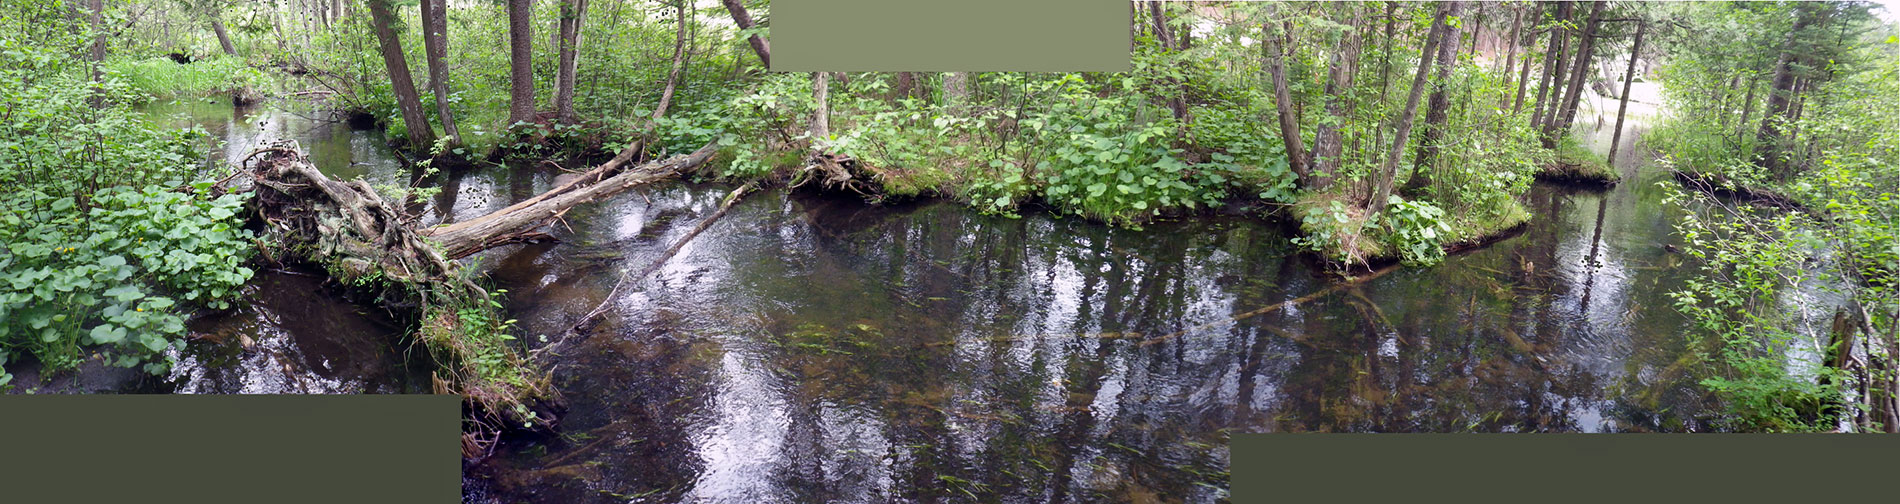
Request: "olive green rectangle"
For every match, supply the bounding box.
[773,0,1131,72]
[1232,434,1900,503]
[0,395,459,504]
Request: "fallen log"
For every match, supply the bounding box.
[240,138,716,449]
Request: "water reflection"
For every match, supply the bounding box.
[128,102,1744,502]
[465,126,1717,502]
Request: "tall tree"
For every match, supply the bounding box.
[1548,0,1605,143]
[365,0,434,149]
[1262,16,1307,184]
[1366,1,1451,213]
[721,0,770,68]
[1307,3,1365,192]
[1531,1,1574,132]
[507,0,536,125]
[419,0,460,145]
[553,0,588,123]
[1408,0,1468,192]
[1754,2,1823,178]
[1605,20,1644,167]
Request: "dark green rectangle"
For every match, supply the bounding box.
[0,395,459,503]
[1234,434,1900,503]
[773,0,1130,71]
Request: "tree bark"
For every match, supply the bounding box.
[420,0,460,145]
[211,18,237,56]
[1532,1,1573,132]
[943,72,970,110]
[366,0,434,150]
[1502,5,1523,93]
[721,0,771,68]
[1366,2,1451,213]
[652,0,690,121]
[554,0,588,123]
[811,72,830,142]
[1263,19,1307,184]
[1605,21,1644,168]
[1550,1,1605,143]
[1308,4,1364,192]
[1755,3,1819,178]
[1408,1,1467,192]
[1512,26,1537,114]
[507,0,537,125]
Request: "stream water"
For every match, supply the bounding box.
[104,99,1828,503]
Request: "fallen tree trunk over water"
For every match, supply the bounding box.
[241,139,716,452]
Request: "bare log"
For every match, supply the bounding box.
[421,141,719,259]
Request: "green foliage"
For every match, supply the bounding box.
[0,23,253,384]
[1652,2,1897,431]
[1379,196,1451,267]
[105,55,264,100]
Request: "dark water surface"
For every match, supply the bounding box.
[120,102,1784,502]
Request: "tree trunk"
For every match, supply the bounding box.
[1308,4,1364,192]
[211,19,237,56]
[507,0,536,125]
[1532,1,1573,133]
[1367,2,1451,213]
[420,0,460,145]
[87,0,104,81]
[721,0,771,68]
[1605,21,1644,168]
[366,0,434,150]
[1407,1,1468,192]
[1148,1,1175,51]
[1736,75,1759,141]
[943,72,970,110]
[1754,4,1817,179]
[652,0,689,121]
[1149,2,1188,122]
[1263,19,1307,184]
[1512,26,1537,114]
[893,72,915,102]
[1550,1,1604,143]
[811,72,829,143]
[1502,6,1522,83]
[554,0,587,123]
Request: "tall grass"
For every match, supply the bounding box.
[104,55,263,101]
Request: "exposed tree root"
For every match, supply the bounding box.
[241,139,716,457]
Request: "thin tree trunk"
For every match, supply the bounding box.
[212,19,237,56]
[554,0,588,123]
[1532,2,1573,132]
[811,72,829,143]
[1755,2,1812,179]
[420,0,460,145]
[1736,75,1759,141]
[1263,18,1307,184]
[366,0,434,150]
[944,72,970,110]
[721,0,771,68]
[507,0,536,125]
[651,0,689,121]
[1367,3,1451,213]
[1512,27,1537,114]
[1407,1,1468,192]
[1502,5,1522,90]
[1605,21,1644,168]
[1308,4,1364,192]
[1550,1,1604,143]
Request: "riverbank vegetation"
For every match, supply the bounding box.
[1650,0,1897,432]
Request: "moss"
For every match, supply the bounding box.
[1538,141,1621,186]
